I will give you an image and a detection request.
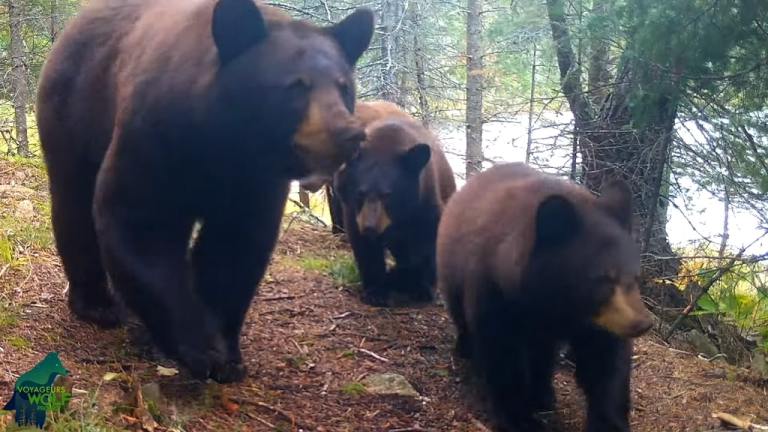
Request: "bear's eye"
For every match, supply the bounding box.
[286,76,312,94]
[337,78,351,97]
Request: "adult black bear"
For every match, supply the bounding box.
[335,101,456,306]
[437,163,653,432]
[37,0,373,383]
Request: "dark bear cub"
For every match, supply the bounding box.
[335,102,456,306]
[37,0,373,382]
[437,163,653,432]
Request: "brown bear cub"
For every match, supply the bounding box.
[335,101,456,306]
[438,163,653,432]
[37,0,373,383]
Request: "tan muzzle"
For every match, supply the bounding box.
[592,286,653,338]
[356,199,391,236]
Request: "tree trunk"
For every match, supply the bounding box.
[50,0,60,43]
[545,0,679,282]
[8,0,30,157]
[378,0,404,103]
[525,42,536,165]
[411,3,430,125]
[465,0,483,179]
[587,0,612,107]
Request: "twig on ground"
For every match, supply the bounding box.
[255,401,300,430]
[712,412,768,430]
[646,340,696,356]
[389,427,432,432]
[261,294,300,301]
[358,348,390,363]
[242,411,276,429]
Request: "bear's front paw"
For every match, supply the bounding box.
[210,360,247,383]
[176,333,228,381]
[68,293,124,329]
[361,288,390,307]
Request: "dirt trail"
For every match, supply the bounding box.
[1,160,767,432]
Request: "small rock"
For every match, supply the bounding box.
[361,373,419,398]
[141,382,163,407]
[14,199,34,220]
[751,349,768,379]
[684,329,720,358]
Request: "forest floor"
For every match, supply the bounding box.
[1,157,767,432]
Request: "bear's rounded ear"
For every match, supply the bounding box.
[212,0,269,65]
[535,195,581,249]
[401,143,431,174]
[599,179,633,231]
[327,8,375,66]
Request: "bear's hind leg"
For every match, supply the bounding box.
[443,283,471,359]
[570,328,632,432]
[48,159,122,328]
[192,182,290,383]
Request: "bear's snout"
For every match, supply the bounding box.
[593,286,653,339]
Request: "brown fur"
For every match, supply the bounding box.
[437,162,651,431]
[361,118,455,211]
[334,102,455,306]
[37,0,373,382]
[353,100,412,127]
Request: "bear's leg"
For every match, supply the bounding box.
[192,183,289,383]
[48,160,122,328]
[94,198,225,380]
[528,339,558,412]
[472,289,543,431]
[443,285,472,359]
[326,184,345,235]
[388,237,436,304]
[347,228,388,306]
[570,328,632,432]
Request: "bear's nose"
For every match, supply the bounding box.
[361,225,379,238]
[626,317,653,338]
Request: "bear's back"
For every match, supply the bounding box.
[355,100,412,127]
[437,163,595,293]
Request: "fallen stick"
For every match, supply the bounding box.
[712,412,768,431]
[261,295,300,301]
[242,411,276,429]
[389,427,432,432]
[358,348,390,363]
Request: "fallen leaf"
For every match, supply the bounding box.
[103,372,130,382]
[156,365,179,377]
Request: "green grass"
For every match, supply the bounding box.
[284,354,309,369]
[7,335,30,350]
[0,303,19,331]
[0,215,53,250]
[298,254,360,285]
[340,382,366,397]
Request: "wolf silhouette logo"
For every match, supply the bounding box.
[2,352,71,428]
